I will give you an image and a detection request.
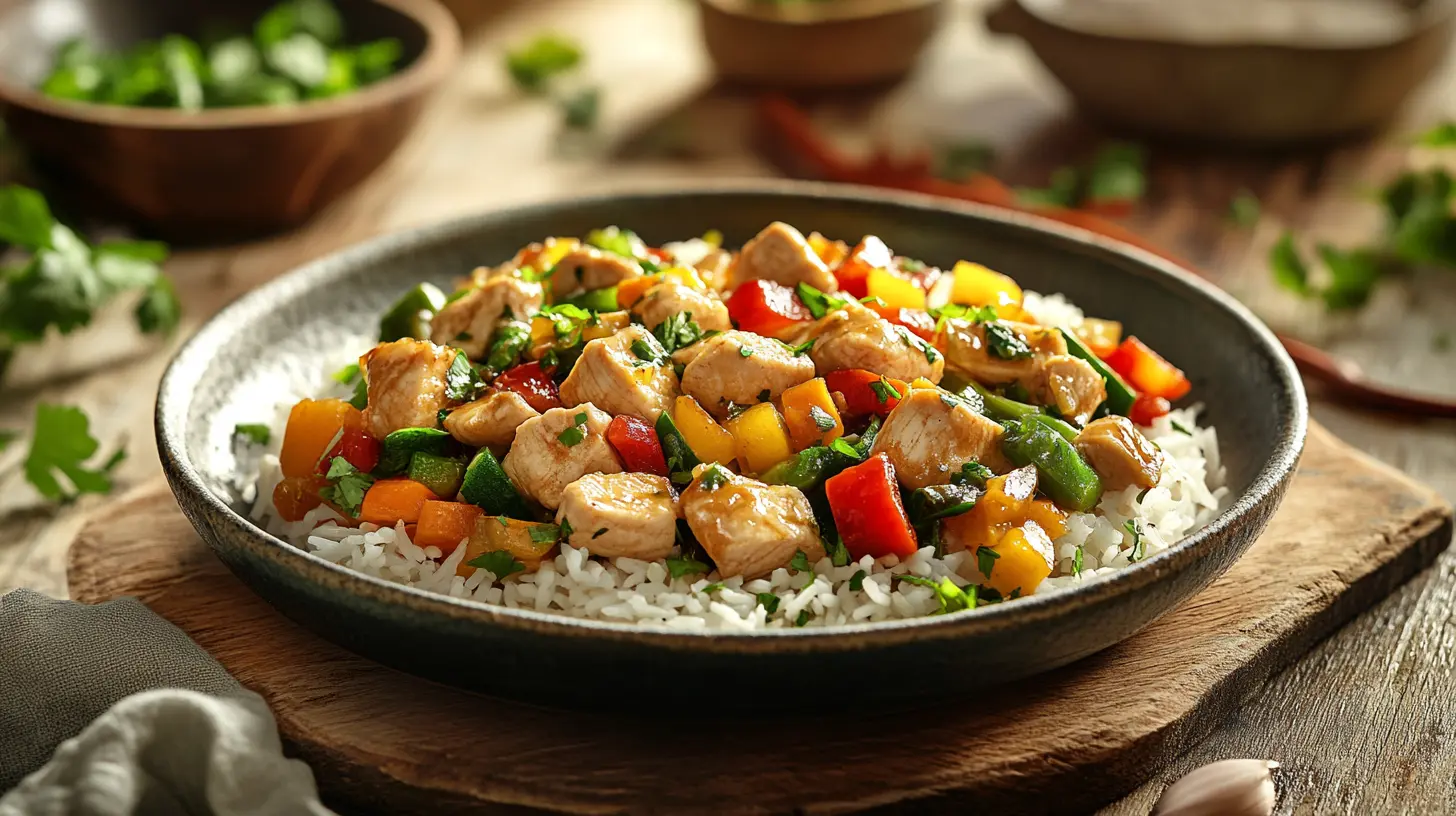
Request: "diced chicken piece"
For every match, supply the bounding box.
[681,465,824,579]
[870,388,1010,489]
[360,339,459,439]
[937,318,1067,385]
[558,325,681,422]
[470,237,582,287]
[680,330,816,419]
[547,247,644,301]
[430,276,544,359]
[556,472,679,560]
[502,404,623,509]
[807,300,944,384]
[733,221,838,293]
[1075,415,1164,491]
[443,390,539,450]
[631,282,732,333]
[1031,355,1107,427]
[671,341,710,368]
[694,247,734,291]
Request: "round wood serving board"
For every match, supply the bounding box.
[67,423,1452,815]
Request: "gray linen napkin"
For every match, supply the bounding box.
[0,588,331,815]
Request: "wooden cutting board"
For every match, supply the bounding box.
[66,423,1452,815]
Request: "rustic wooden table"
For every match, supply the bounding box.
[2,1,1453,812]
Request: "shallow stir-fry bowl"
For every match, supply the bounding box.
[156,183,1307,706]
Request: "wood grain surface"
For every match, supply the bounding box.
[66,425,1453,815]
[6,0,1456,812]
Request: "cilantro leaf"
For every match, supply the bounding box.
[557,411,588,447]
[444,352,482,402]
[984,321,1032,360]
[1124,519,1145,563]
[700,582,725,594]
[468,549,526,579]
[23,403,123,501]
[1084,141,1146,205]
[789,550,812,573]
[899,575,977,614]
[666,554,710,579]
[0,185,55,249]
[505,33,582,93]
[697,463,729,490]
[848,569,867,591]
[1072,546,1084,578]
[1269,232,1311,296]
[808,405,837,432]
[976,545,1000,578]
[653,311,702,354]
[757,592,780,613]
[869,377,901,404]
[795,610,811,627]
[1316,243,1382,311]
[134,274,181,335]
[559,86,601,132]
[233,423,271,446]
[794,282,847,319]
[527,523,560,545]
[630,335,668,366]
[318,456,373,517]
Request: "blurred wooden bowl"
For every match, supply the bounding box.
[0,0,460,241]
[698,0,944,89]
[985,0,1456,146]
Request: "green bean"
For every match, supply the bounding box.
[1000,415,1103,512]
[761,446,857,491]
[1060,328,1136,416]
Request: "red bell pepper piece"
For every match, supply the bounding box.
[1102,337,1191,401]
[495,361,562,413]
[825,453,918,560]
[833,235,894,299]
[316,426,381,475]
[823,369,908,419]
[726,280,812,337]
[1129,393,1172,426]
[869,303,936,341]
[606,415,670,477]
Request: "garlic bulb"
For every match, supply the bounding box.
[1152,759,1279,816]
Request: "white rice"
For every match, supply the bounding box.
[243,292,1227,631]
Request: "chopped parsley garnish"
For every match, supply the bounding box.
[739,346,754,358]
[233,423,271,446]
[527,523,560,545]
[976,545,1000,578]
[952,462,993,487]
[592,527,608,539]
[809,405,837,432]
[1125,519,1145,562]
[504,33,581,93]
[482,322,530,374]
[22,403,126,502]
[848,569,867,591]
[899,575,977,615]
[1171,420,1194,436]
[789,550,812,572]
[823,533,850,568]
[795,610,811,627]
[794,282,847,319]
[348,376,368,410]
[630,336,668,366]
[556,411,589,447]
[318,456,373,518]
[829,438,861,459]
[653,311,702,354]
[701,582,725,594]
[698,463,730,491]
[468,550,525,579]
[869,377,901,404]
[666,554,710,579]
[1072,545,1084,577]
[444,352,482,401]
[655,412,701,485]
[859,295,888,307]
[496,515,510,527]
[757,592,780,613]
[786,339,815,356]
[984,321,1032,360]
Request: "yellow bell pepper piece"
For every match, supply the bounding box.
[582,310,630,342]
[908,377,938,391]
[867,267,927,310]
[982,521,1055,597]
[780,378,844,450]
[951,261,1023,312]
[673,396,736,466]
[725,403,794,476]
[661,265,707,290]
[615,275,660,309]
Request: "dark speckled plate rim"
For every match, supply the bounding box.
[156,179,1308,652]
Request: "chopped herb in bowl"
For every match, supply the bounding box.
[39,0,405,110]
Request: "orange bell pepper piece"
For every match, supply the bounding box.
[359,479,438,527]
[1103,336,1191,401]
[279,399,363,478]
[414,500,484,554]
[780,378,844,450]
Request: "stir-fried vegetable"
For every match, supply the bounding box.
[1000,415,1103,512]
[494,362,562,413]
[379,283,445,342]
[606,415,669,477]
[725,403,794,476]
[279,398,362,478]
[1102,336,1191,402]
[823,369,906,419]
[726,279,811,337]
[414,500,482,552]
[359,478,437,526]
[672,396,736,466]
[780,378,844,450]
[1060,328,1136,416]
[460,449,531,518]
[825,453,918,559]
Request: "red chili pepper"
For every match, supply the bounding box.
[833,236,893,299]
[316,427,381,475]
[495,361,562,413]
[823,369,908,419]
[868,303,936,341]
[726,279,812,337]
[1129,393,1172,426]
[825,453,918,560]
[605,415,669,477]
[1102,337,1191,401]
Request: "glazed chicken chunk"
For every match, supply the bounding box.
[443,390,539,451]
[631,282,732,334]
[937,318,1068,385]
[430,276,544,360]
[360,339,459,439]
[558,326,681,422]
[807,301,944,384]
[870,388,1009,489]
[1075,415,1164,491]
[680,465,825,580]
[547,246,644,301]
[733,221,838,293]
[556,472,680,560]
[1031,355,1107,427]
[680,330,816,419]
[502,404,623,510]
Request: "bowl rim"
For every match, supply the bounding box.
[155,179,1308,652]
[699,0,942,25]
[0,0,460,130]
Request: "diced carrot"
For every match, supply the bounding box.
[359,478,438,527]
[415,500,483,554]
[280,399,363,478]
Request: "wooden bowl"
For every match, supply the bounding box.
[0,0,460,241]
[985,0,1456,146]
[698,0,944,89]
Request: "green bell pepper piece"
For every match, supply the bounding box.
[1000,415,1103,512]
[379,283,446,342]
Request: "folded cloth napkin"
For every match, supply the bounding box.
[0,588,332,816]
